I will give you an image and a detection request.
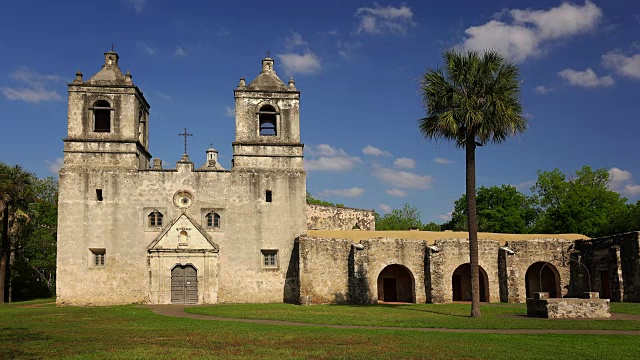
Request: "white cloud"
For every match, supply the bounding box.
[173,47,187,57]
[1,67,63,103]
[337,41,361,60]
[394,157,416,169]
[277,52,321,75]
[534,85,552,94]
[438,212,453,221]
[355,4,416,35]
[458,1,602,62]
[623,184,640,196]
[123,0,146,13]
[217,27,232,37]
[285,32,307,49]
[305,144,362,171]
[378,204,392,213]
[385,188,406,197]
[46,158,63,174]
[156,92,172,101]
[514,180,535,191]
[434,157,453,165]
[137,42,157,55]
[309,144,346,157]
[609,167,632,184]
[318,187,365,198]
[306,157,361,171]
[558,68,614,88]
[608,167,640,197]
[373,165,433,190]
[602,52,640,79]
[224,105,234,118]
[362,145,391,157]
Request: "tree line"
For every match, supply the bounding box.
[375,165,639,239]
[0,163,57,303]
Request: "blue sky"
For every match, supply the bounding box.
[1,0,639,223]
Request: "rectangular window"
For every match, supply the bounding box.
[261,250,278,268]
[96,189,103,201]
[90,248,106,267]
[265,190,272,203]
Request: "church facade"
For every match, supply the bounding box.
[56,51,306,305]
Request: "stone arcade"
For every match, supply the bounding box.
[56,51,640,306]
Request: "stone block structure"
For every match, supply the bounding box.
[571,232,640,302]
[298,231,640,305]
[527,292,611,318]
[306,204,375,231]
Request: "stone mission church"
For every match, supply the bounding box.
[57,51,640,306]
[57,51,307,305]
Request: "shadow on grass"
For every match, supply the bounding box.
[0,327,50,360]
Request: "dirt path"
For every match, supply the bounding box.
[145,304,640,335]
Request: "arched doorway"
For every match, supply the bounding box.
[171,264,198,304]
[525,262,561,298]
[452,264,489,302]
[377,264,415,303]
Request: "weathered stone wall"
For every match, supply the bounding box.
[429,239,501,303]
[573,232,640,302]
[527,292,610,318]
[306,204,375,231]
[298,236,352,304]
[57,163,307,305]
[502,239,574,303]
[359,238,428,304]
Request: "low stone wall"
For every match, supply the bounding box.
[573,232,640,302]
[306,204,375,231]
[430,238,501,303]
[298,236,352,304]
[502,239,574,303]
[527,292,610,318]
[357,238,429,304]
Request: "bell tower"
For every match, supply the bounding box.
[232,57,303,169]
[64,50,151,170]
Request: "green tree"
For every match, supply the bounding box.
[419,50,527,317]
[0,164,36,302]
[421,222,442,231]
[376,204,423,230]
[532,166,628,237]
[445,185,538,233]
[11,177,58,300]
[306,191,344,208]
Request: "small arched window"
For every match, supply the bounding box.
[148,210,163,227]
[258,105,277,136]
[93,100,112,133]
[206,212,221,228]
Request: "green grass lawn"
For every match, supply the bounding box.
[2,300,640,359]
[187,302,640,331]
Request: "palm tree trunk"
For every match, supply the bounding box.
[0,206,9,303]
[466,137,481,318]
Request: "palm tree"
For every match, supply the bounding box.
[0,163,35,302]
[419,50,526,317]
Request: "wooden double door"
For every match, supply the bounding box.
[171,265,198,304]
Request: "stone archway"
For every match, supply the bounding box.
[525,262,561,298]
[171,264,198,304]
[452,264,489,302]
[377,264,415,303]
